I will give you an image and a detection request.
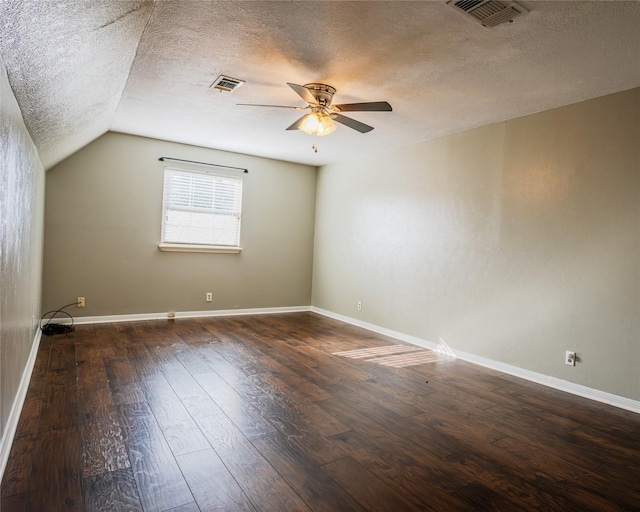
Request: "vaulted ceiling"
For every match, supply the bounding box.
[1,1,639,170]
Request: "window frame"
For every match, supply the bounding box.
[158,165,244,254]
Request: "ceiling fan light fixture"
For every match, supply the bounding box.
[300,113,320,134]
[299,112,336,136]
[318,115,337,136]
[241,82,391,136]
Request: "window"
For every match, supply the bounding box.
[159,167,243,253]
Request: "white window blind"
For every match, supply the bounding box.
[161,167,243,249]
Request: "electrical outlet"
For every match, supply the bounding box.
[77,297,85,308]
[357,301,362,311]
[565,351,576,366]
[206,292,213,302]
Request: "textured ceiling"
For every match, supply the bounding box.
[1,1,640,169]
[0,0,152,169]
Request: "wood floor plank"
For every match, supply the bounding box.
[80,404,130,478]
[173,318,223,346]
[195,345,262,392]
[489,387,584,430]
[492,431,605,476]
[13,396,42,438]
[253,393,348,465]
[319,393,451,462]
[445,447,575,510]
[48,336,76,372]
[75,330,102,363]
[195,412,311,511]
[320,457,426,512]
[143,340,184,371]
[172,343,213,375]
[127,322,188,379]
[365,374,436,404]
[161,365,224,419]
[176,448,256,511]
[77,387,114,424]
[1,433,37,498]
[0,493,26,512]
[289,341,378,382]
[83,468,143,512]
[412,410,509,447]
[197,356,348,440]
[328,428,474,504]
[235,342,336,402]
[251,431,366,512]
[421,382,502,411]
[27,428,84,512]
[292,392,350,435]
[322,383,462,459]
[141,322,207,375]
[104,356,138,389]
[585,462,640,509]
[0,398,42,497]
[452,481,523,511]
[142,380,210,456]
[76,356,108,393]
[195,372,275,439]
[163,503,200,512]
[126,341,165,382]
[485,404,611,469]
[200,334,273,377]
[239,316,322,369]
[224,324,339,390]
[491,434,640,510]
[248,368,331,405]
[39,368,78,431]
[118,401,194,512]
[574,421,640,457]
[110,382,146,406]
[332,377,423,418]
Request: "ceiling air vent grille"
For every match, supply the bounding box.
[210,75,245,93]
[447,0,528,27]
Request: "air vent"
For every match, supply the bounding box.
[447,0,528,27]
[210,75,245,93]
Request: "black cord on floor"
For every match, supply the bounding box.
[40,302,78,336]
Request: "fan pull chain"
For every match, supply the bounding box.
[311,135,318,153]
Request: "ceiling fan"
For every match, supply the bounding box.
[238,83,392,137]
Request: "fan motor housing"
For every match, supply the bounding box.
[304,83,336,106]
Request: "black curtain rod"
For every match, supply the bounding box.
[158,157,248,173]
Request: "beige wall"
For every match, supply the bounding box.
[313,88,640,401]
[0,56,45,434]
[44,132,316,316]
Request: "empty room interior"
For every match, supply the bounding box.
[1,1,640,511]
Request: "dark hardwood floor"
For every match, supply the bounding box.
[2,312,640,511]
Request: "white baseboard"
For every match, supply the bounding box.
[311,306,640,415]
[57,305,312,325]
[0,328,42,480]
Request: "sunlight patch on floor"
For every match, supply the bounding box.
[333,344,439,367]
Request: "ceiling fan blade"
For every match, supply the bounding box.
[237,103,301,109]
[333,114,374,133]
[334,101,392,112]
[287,83,318,105]
[286,115,307,131]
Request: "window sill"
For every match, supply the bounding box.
[158,243,242,254]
